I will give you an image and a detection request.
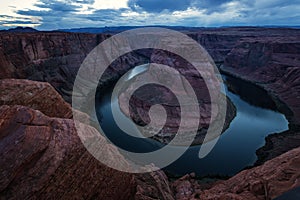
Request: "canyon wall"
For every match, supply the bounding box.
[1,28,299,101]
[223,36,300,125]
[222,34,300,164]
[0,32,104,102]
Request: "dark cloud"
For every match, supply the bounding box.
[194,0,233,13]
[34,0,80,12]
[16,0,85,18]
[17,10,42,17]
[128,0,193,12]
[0,15,18,19]
[0,14,35,24]
[127,0,241,13]
[2,20,38,25]
[13,0,84,29]
[85,9,126,21]
[75,0,95,4]
[192,0,232,8]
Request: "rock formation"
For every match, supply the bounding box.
[118,58,236,145]
[1,103,299,199]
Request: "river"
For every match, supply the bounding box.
[95,65,289,176]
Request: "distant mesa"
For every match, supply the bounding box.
[1,26,39,33]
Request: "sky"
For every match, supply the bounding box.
[0,0,299,30]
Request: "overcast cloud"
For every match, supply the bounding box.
[0,0,299,30]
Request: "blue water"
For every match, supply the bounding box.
[95,66,289,176]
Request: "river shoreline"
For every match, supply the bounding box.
[219,65,300,167]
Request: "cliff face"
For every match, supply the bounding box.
[169,147,300,200]
[0,79,135,199]
[222,35,300,164]
[0,32,109,102]
[187,32,242,63]
[223,36,300,125]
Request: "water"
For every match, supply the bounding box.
[95,66,289,176]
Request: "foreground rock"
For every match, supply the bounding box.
[200,147,300,200]
[172,147,300,200]
[135,170,175,200]
[0,78,177,199]
[0,105,177,199]
[0,105,136,199]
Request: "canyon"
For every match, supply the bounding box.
[0,27,300,199]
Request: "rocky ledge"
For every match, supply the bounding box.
[171,146,300,200]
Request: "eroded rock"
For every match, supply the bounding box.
[0,79,72,118]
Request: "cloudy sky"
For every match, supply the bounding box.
[0,0,299,30]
